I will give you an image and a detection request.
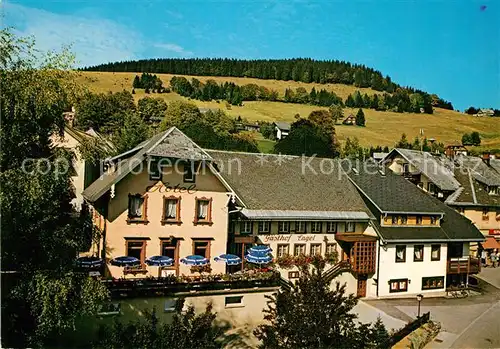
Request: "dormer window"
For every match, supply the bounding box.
[399,216,408,225]
[416,216,422,225]
[430,216,438,225]
[183,160,196,183]
[149,158,161,180]
[489,186,499,195]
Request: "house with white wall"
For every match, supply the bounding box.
[273,121,290,140]
[344,162,484,298]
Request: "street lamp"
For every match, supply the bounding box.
[416,294,424,318]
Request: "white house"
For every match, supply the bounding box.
[273,121,290,140]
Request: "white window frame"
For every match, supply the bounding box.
[326,221,337,233]
[346,221,355,232]
[278,221,290,233]
[258,221,270,233]
[311,221,322,233]
[241,221,252,234]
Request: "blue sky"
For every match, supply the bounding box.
[3,0,499,110]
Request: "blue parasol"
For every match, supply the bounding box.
[214,254,242,265]
[248,245,272,256]
[245,253,273,264]
[146,255,174,267]
[180,255,209,266]
[110,256,140,267]
[76,256,104,268]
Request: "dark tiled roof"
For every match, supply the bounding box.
[345,161,484,242]
[207,150,372,215]
[455,155,500,187]
[446,170,500,207]
[273,121,290,131]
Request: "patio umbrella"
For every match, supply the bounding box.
[214,254,242,265]
[248,245,272,256]
[145,255,174,267]
[180,255,209,266]
[245,253,273,264]
[76,256,104,268]
[110,256,140,267]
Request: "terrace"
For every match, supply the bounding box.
[102,269,280,298]
[447,257,481,274]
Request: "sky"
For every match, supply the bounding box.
[2,0,499,110]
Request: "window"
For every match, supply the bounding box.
[193,240,210,259]
[416,216,423,225]
[389,279,408,293]
[295,221,305,233]
[346,222,355,232]
[127,194,148,223]
[395,245,406,263]
[288,271,299,279]
[326,243,337,255]
[430,216,438,225]
[194,198,212,225]
[428,183,436,194]
[311,222,322,233]
[161,240,177,266]
[482,209,489,221]
[402,163,410,173]
[489,186,499,195]
[240,221,253,234]
[183,160,196,183]
[225,296,244,308]
[391,216,398,224]
[277,244,289,257]
[326,222,337,233]
[310,244,322,255]
[414,245,424,262]
[422,276,444,290]
[278,221,290,233]
[258,221,270,233]
[149,158,161,180]
[431,244,441,261]
[126,240,146,266]
[294,244,306,256]
[399,216,407,225]
[162,196,181,224]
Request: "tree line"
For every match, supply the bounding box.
[168,76,443,114]
[82,57,454,109]
[132,72,165,92]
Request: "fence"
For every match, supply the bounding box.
[379,312,431,348]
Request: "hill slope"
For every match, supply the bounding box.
[75,72,500,150]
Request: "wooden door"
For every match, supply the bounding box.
[357,275,367,297]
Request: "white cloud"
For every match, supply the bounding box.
[153,42,193,56]
[4,3,144,67]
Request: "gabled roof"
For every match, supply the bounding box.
[490,159,500,176]
[445,169,500,207]
[385,148,460,191]
[83,127,212,202]
[344,161,484,242]
[207,150,372,218]
[454,155,500,187]
[62,126,115,153]
[273,121,290,131]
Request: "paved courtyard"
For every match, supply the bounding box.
[365,269,500,348]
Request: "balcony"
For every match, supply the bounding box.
[102,269,280,297]
[447,257,481,274]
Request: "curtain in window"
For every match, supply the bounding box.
[130,197,143,217]
[431,248,439,259]
[414,248,422,260]
[166,200,177,219]
[198,201,208,219]
[396,249,404,260]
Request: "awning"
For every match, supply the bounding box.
[481,237,500,250]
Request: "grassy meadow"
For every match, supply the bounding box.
[76,71,500,150]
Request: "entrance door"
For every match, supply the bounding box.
[357,275,367,297]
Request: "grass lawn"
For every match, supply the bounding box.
[254,133,276,153]
[76,71,500,150]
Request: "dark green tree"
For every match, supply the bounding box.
[274,118,337,157]
[395,133,411,149]
[132,75,141,88]
[112,111,150,154]
[137,97,168,125]
[470,131,481,146]
[254,264,389,349]
[355,108,366,126]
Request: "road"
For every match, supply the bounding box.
[365,270,500,349]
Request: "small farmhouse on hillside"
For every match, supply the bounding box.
[273,121,290,139]
[342,114,356,125]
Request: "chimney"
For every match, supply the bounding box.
[482,152,491,166]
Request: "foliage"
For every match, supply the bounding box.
[329,104,344,124]
[132,72,163,92]
[112,111,150,154]
[254,264,389,348]
[78,137,113,165]
[461,132,481,146]
[395,133,410,149]
[275,252,338,270]
[355,108,366,126]
[95,300,223,349]
[190,264,212,274]
[274,118,338,157]
[137,96,168,125]
[75,90,136,133]
[342,137,367,158]
[260,122,276,140]
[1,28,109,347]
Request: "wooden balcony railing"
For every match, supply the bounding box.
[447,257,481,274]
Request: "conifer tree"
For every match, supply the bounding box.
[355,108,366,126]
